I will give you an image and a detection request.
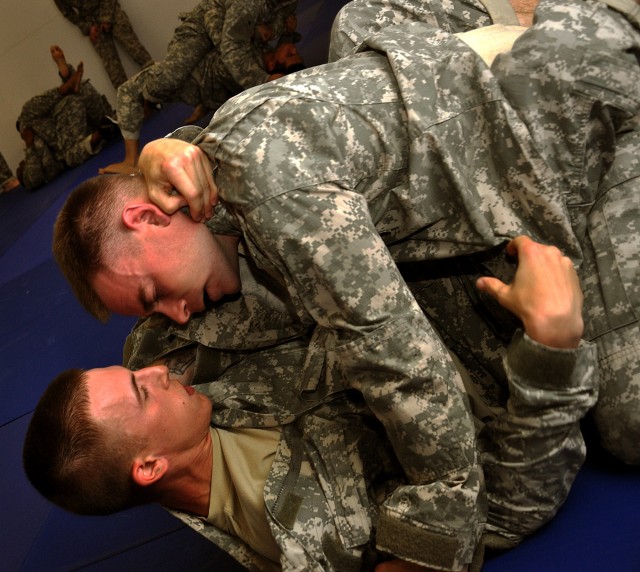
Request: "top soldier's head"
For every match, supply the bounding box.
[53,174,241,323]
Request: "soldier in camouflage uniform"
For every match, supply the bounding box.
[51,0,639,569]
[98,54,241,175]
[141,0,298,106]
[53,0,153,89]
[26,235,596,572]
[16,50,115,190]
[99,0,300,175]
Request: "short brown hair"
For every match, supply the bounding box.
[23,369,145,515]
[53,175,146,322]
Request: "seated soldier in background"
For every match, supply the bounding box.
[16,45,117,190]
[98,39,305,176]
[53,0,153,89]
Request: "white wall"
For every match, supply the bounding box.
[0,0,195,172]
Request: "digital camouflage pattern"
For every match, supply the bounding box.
[329,0,500,62]
[124,0,638,568]
[117,0,297,139]
[141,0,298,105]
[410,277,597,544]
[17,78,114,189]
[126,260,598,570]
[489,0,640,466]
[19,137,64,191]
[53,0,152,88]
[329,0,640,466]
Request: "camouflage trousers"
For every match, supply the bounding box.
[18,80,113,186]
[91,4,153,88]
[117,53,236,140]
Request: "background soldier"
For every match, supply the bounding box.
[53,0,153,88]
[16,46,117,190]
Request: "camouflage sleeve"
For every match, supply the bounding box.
[214,0,270,88]
[480,331,598,547]
[187,73,485,565]
[239,184,483,569]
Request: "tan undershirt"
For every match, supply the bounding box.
[206,426,282,566]
[455,24,527,67]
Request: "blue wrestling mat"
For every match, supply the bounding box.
[1,1,638,570]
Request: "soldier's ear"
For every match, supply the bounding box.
[122,203,171,230]
[131,455,168,486]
